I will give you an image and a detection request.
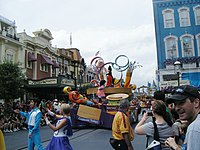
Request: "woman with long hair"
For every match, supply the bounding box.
[135,100,175,150]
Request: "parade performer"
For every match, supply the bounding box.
[106,65,113,87]
[44,104,73,150]
[96,80,106,103]
[14,98,44,150]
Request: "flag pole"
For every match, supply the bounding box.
[70,32,72,47]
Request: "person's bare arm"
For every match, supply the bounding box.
[135,112,148,135]
[165,137,181,150]
[123,133,134,150]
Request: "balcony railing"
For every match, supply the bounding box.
[0,30,20,41]
[164,56,200,66]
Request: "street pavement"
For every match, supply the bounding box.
[4,124,146,150]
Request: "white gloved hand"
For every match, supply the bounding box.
[45,117,50,125]
[47,109,55,116]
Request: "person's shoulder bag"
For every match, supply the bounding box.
[145,117,162,150]
[109,111,128,149]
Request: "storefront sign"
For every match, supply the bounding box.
[160,80,190,89]
[61,78,74,86]
[28,78,57,85]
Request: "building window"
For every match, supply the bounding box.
[194,5,200,25]
[180,34,194,57]
[6,53,13,62]
[52,67,56,74]
[64,60,68,65]
[40,64,48,72]
[27,61,32,69]
[7,27,15,36]
[162,9,175,28]
[6,49,14,62]
[164,36,178,59]
[178,7,191,27]
[196,33,200,56]
[58,58,62,63]
[64,66,68,74]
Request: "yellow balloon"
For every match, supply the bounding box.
[63,86,72,94]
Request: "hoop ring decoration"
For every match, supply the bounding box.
[114,55,129,72]
[90,56,104,68]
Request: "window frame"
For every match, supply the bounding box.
[164,35,178,59]
[178,7,191,27]
[193,5,200,25]
[6,49,14,62]
[27,61,33,69]
[180,34,194,57]
[162,8,175,28]
[40,63,48,72]
[196,33,200,56]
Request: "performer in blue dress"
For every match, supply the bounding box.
[14,98,44,150]
[44,103,73,150]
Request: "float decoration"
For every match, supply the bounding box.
[66,52,142,128]
[124,61,142,88]
[63,86,94,106]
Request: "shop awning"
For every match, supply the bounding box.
[52,60,59,68]
[28,52,37,61]
[182,72,200,88]
[41,55,54,65]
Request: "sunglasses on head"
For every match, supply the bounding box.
[171,88,185,95]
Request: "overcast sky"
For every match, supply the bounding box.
[1,0,157,88]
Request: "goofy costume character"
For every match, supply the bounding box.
[18,99,44,150]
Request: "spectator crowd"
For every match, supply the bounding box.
[0,98,66,133]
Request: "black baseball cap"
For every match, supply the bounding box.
[166,85,200,103]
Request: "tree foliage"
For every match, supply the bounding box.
[0,62,25,103]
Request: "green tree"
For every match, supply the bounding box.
[0,62,25,113]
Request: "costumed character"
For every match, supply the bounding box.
[14,98,44,150]
[68,91,94,106]
[90,56,107,81]
[63,86,94,106]
[106,65,114,87]
[96,80,106,103]
[44,104,73,150]
[53,99,61,113]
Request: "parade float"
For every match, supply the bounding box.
[64,54,142,128]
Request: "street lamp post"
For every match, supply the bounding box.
[79,70,84,89]
[74,76,77,90]
[174,61,182,86]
